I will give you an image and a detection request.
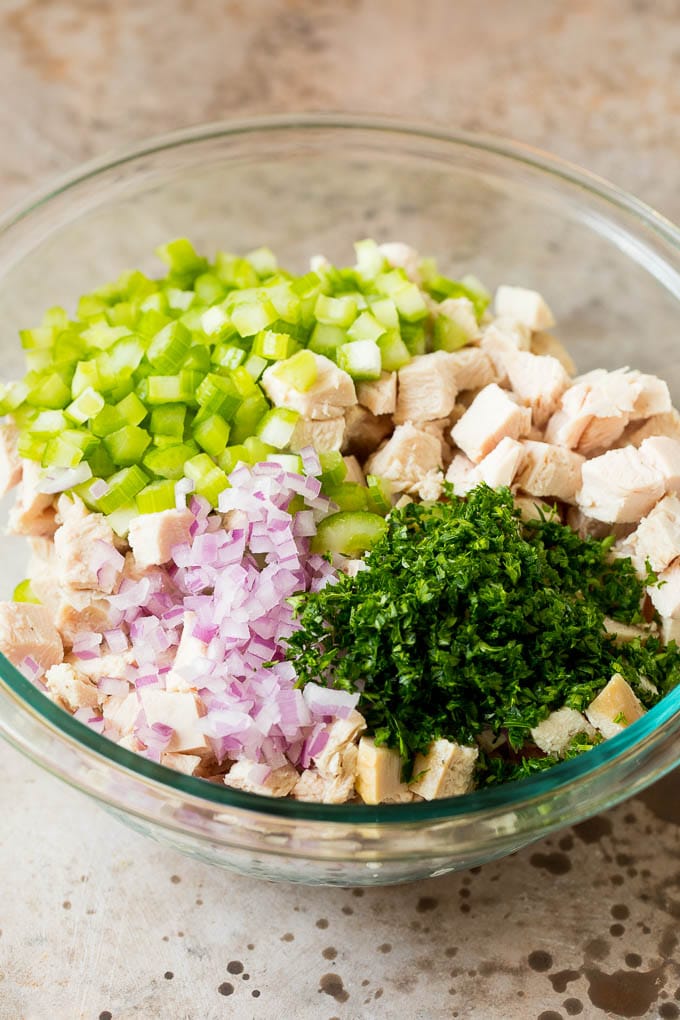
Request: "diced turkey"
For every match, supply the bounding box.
[408,739,478,800]
[394,352,458,424]
[638,436,680,493]
[450,384,532,464]
[577,446,665,523]
[445,347,498,392]
[261,352,356,420]
[480,318,532,383]
[494,285,555,331]
[616,494,680,575]
[355,736,414,804]
[585,674,645,739]
[0,601,63,676]
[620,409,680,448]
[516,440,584,503]
[224,759,299,797]
[44,662,100,712]
[356,371,397,416]
[341,404,393,462]
[476,436,524,489]
[504,350,571,428]
[530,707,596,756]
[8,460,55,537]
[289,416,345,454]
[54,495,124,593]
[648,559,680,619]
[530,332,576,376]
[365,422,442,494]
[138,689,210,754]
[128,507,194,570]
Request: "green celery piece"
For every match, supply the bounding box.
[143,443,197,480]
[13,579,40,604]
[370,298,399,329]
[194,414,231,457]
[266,283,301,324]
[243,353,268,381]
[150,405,186,438]
[86,443,116,478]
[184,453,229,506]
[218,444,250,474]
[98,465,149,514]
[366,474,393,515]
[71,360,101,398]
[26,372,71,409]
[256,407,300,449]
[433,314,471,352]
[147,320,192,372]
[424,273,490,320]
[400,322,427,356]
[354,238,387,280]
[377,329,411,371]
[66,386,105,424]
[184,346,213,373]
[214,252,259,289]
[194,272,227,305]
[81,323,131,351]
[314,294,358,328]
[251,330,294,360]
[346,312,385,344]
[103,425,152,467]
[116,391,147,427]
[0,380,29,415]
[43,435,85,468]
[19,326,55,350]
[155,238,208,277]
[271,350,318,392]
[17,432,46,461]
[308,323,347,359]
[228,392,269,445]
[246,247,278,278]
[166,288,195,312]
[231,300,278,338]
[311,510,387,556]
[135,480,177,514]
[230,366,259,398]
[324,481,369,513]
[91,404,124,437]
[29,410,69,435]
[319,450,347,486]
[211,344,246,371]
[393,282,428,322]
[336,340,382,381]
[196,373,242,420]
[242,436,275,463]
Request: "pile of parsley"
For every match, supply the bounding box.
[287,485,680,784]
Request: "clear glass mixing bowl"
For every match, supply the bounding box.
[1,115,679,886]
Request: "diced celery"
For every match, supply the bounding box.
[370,298,399,329]
[243,436,275,463]
[17,432,46,461]
[184,453,229,505]
[217,444,250,474]
[229,392,269,444]
[311,510,388,556]
[230,366,259,398]
[116,391,147,427]
[166,288,195,312]
[81,323,131,351]
[155,238,207,277]
[30,410,69,435]
[26,372,71,409]
[314,294,358,328]
[215,252,259,289]
[401,322,427,356]
[266,453,304,473]
[324,481,369,512]
[319,450,347,487]
[354,239,386,280]
[271,350,318,392]
[13,579,40,604]
[251,329,294,361]
[71,360,101,398]
[231,300,278,338]
[194,273,227,305]
[184,346,212,373]
[377,329,411,372]
[0,380,29,415]
[150,405,186,438]
[103,425,151,466]
[393,282,429,322]
[147,321,192,372]
[43,435,85,468]
[433,313,470,352]
[135,479,177,514]
[66,386,105,424]
[86,444,116,478]
[308,323,348,359]
[196,374,242,420]
[19,326,55,350]
[336,340,382,381]
[212,344,246,371]
[267,284,300,324]
[246,247,278,277]
[366,474,393,515]
[374,269,409,296]
[145,375,186,405]
[346,312,385,344]
[194,414,230,457]
[106,504,139,538]
[424,273,490,321]
[255,407,300,449]
[91,404,124,437]
[143,443,197,480]
[243,353,268,381]
[25,350,55,374]
[98,465,149,514]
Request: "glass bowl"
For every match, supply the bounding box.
[1,115,679,886]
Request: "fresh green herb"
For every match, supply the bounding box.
[286,484,680,780]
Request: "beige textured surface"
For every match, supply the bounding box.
[1,2,680,1019]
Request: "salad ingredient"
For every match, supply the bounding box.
[0,602,63,675]
[584,673,645,738]
[450,384,532,464]
[285,484,680,779]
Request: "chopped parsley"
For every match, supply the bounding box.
[286,484,680,782]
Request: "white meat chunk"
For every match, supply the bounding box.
[291,767,355,804]
[648,559,680,619]
[379,241,421,280]
[408,739,478,800]
[0,601,63,676]
[577,447,665,524]
[394,352,458,424]
[343,455,366,485]
[65,650,135,683]
[44,662,100,712]
[365,422,442,494]
[450,384,532,464]
[616,494,680,575]
[139,689,210,755]
[603,618,653,646]
[639,436,680,493]
[411,469,444,502]
[445,348,499,393]
[494,285,555,331]
[629,373,672,420]
[8,460,55,537]
[566,507,632,541]
[530,332,576,376]
[128,507,194,569]
[261,352,356,420]
[661,616,680,645]
[103,692,140,737]
[342,404,393,462]
[585,673,645,739]
[504,351,571,428]
[516,440,584,503]
[162,613,205,690]
[289,416,345,454]
[621,409,680,448]
[355,736,414,804]
[436,297,481,343]
[476,437,524,489]
[481,318,532,383]
[160,751,202,776]
[514,496,556,522]
[445,453,478,496]
[356,371,397,416]
[314,710,366,777]
[530,707,596,756]
[54,496,124,593]
[0,423,22,496]
[224,759,299,798]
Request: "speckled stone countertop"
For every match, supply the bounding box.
[1,3,680,1018]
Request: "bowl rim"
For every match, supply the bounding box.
[1,112,679,826]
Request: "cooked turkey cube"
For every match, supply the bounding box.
[44,662,100,712]
[103,692,140,737]
[342,404,393,461]
[481,318,532,382]
[648,559,680,619]
[660,616,680,645]
[224,760,299,797]
[445,347,499,392]
[639,436,680,493]
[617,494,680,575]
[516,440,584,503]
[160,751,202,776]
[261,352,356,420]
[342,455,366,485]
[355,736,413,804]
[450,384,532,464]
[289,416,345,454]
[494,285,555,331]
[54,496,124,593]
[128,507,194,569]
[603,618,653,645]
[0,423,21,497]
[366,422,442,493]
[476,436,524,489]
[621,409,680,448]
[436,297,481,342]
[585,673,645,738]
[408,739,478,799]
[291,763,356,804]
[0,601,63,676]
[445,452,479,495]
[530,707,596,756]
[139,689,210,754]
[394,352,458,424]
[8,460,55,537]
[504,350,570,428]
[314,709,366,778]
[356,371,397,416]
[577,447,665,524]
